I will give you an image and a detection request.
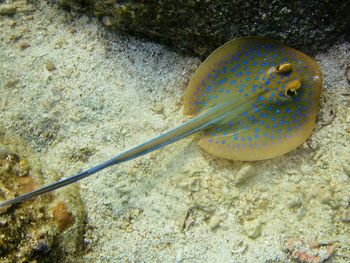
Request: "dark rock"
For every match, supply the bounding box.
[57,0,350,57]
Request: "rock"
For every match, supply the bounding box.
[208,214,221,230]
[56,0,350,57]
[45,60,56,72]
[346,66,350,84]
[235,164,257,185]
[243,219,262,238]
[0,4,17,16]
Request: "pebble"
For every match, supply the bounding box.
[243,219,262,238]
[343,164,350,178]
[0,4,16,16]
[19,41,30,50]
[235,164,257,184]
[341,210,350,223]
[4,79,19,88]
[45,60,56,71]
[346,65,350,84]
[181,176,200,192]
[208,215,221,230]
[102,16,113,27]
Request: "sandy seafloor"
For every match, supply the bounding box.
[0,1,350,262]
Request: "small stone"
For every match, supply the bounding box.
[19,42,30,50]
[181,176,200,192]
[346,66,350,84]
[342,210,350,223]
[208,215,221,230]
[235,164,257,184]
[0,4,16,16]
[4,79,19,88]
[343,164,350,178]
[152,104,164,114]
[244,219,262,238]
[102,16,113,27]
[53,201,75,231]
[0,146,10,159]
[287,195,303,209]
[45,60,56,72]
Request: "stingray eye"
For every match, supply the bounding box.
[284,79,301,97]
[276,63,292,74]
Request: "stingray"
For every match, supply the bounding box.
[0,37,322,207]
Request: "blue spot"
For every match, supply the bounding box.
[242,111,248,117]
[209,139,213,143]
[252,61,258,66]
[246,77,251,81]
[221,140,226,144]
[231,68,236,73]
[216,127,221,132]
[236,64,241,68]
[271,117,276,121]
[248,137,252,142]
[277,129,282,133]
[223,131,228,136]
[230,80,236,85]
[218,78,227,85]
[234,135,238,141]
[275,109,280,114]
[249,116,254,121]
[243,60,248,65]
[254,134,259,139]
[212,132,217,136]
[255,128,260,133]
[258,96,265,101]
[270,135,275,139]
[263,132,268,137]
[273,123,278,128]
[285,108,292,113]
[246,71,251,75]
[265,81,271,85]
[241,137,245,141]
[244,93,249,97]
[260,120,265,125]
[206,86,212,92]
[226,90,230,94]
[271,92,276,97]
[237,72,243,77]
[239,88,244,93]
[214,75,219,79]
[255,108,260,113]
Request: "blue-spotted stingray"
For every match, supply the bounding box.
[0,37,322,207]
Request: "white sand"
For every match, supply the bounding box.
[0,1,349,262]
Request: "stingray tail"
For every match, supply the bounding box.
[0,104,231,208]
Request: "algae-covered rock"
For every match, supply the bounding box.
[0,143,85,263]
[56,0,350,56]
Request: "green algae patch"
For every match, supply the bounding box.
[0,137,85,263]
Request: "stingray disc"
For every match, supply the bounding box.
[184,37,322,161]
